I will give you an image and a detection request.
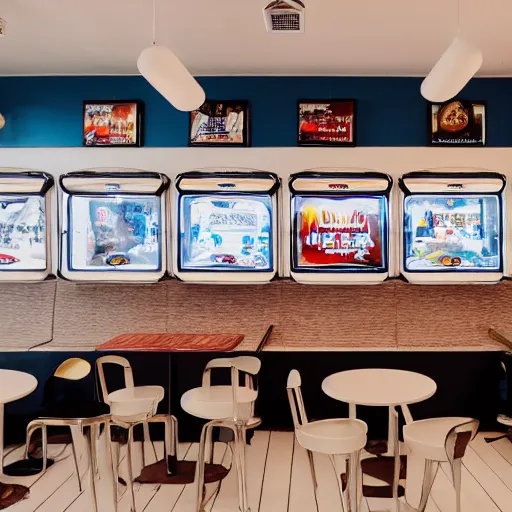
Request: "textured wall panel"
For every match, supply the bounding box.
[274,281,398,350]
[0,281,56,349]
[165,281,281,351]
[395,282,500,349]
[51,281,168,347]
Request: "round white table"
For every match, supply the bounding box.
[0,370,38,479]
[322,369,437,512]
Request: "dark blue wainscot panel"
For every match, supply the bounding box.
[1,76,512,147]
[0,350,504,444]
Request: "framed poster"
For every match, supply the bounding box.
[429,100,486,146]
[83,100,144,147]
[189,100,250,147]
[298,99,356,146]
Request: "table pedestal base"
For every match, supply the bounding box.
[0,482,29,510]
[361,456,406,498]
[3,457,55,477]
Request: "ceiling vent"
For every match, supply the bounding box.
[263,1,305,33]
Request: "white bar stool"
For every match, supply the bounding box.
[108,385,165,512]
[96,356,178,473]
[286,370,367,512]
[180,356,261,512]
[403,417,479,512]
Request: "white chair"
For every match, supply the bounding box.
[286,370,367,512]
[180,356,261,512]
[96,355,178,473]
[403,417,479,512]
[107,385,165,512]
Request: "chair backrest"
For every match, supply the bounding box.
[445,418,479,464]
[96,355,135,405]
[44,357,92,405]
[201,356,261,421]
[54,358,91,380]
[286,369,308,429]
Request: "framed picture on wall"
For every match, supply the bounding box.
[428,100,486,146]
[189,100,250,147]
[83,100,144,147]
[298,99,356,146]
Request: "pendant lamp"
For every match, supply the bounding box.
[137,0,205,112]
[421,0,482,102]
[421,37,482,102]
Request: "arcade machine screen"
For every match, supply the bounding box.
[0,195,46,270]
[180,195,272,270]
[69,196,161,271]
[293,196,387,269]
[404,195,501,271]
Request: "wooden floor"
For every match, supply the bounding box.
[3,430,512,512]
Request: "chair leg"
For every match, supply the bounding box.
[109,424,121,505]
[416,459,439,512]
[451,458,462,512]
[329,454,347,512]
[70,432,82,492]
[41,425,48,473]
[195,422,210,512]
[347,451,361,512]
[90,424,100,478]
[234,423,250,512]
[105,422,118,512]
[143,422,157,465]
[70,423,85,492]
[126,426,136,512]
[306,450,319,511]
[86,425,99,512]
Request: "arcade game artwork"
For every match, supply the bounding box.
[404,195,501,271]
[180,196,272,270]
[69,196,160,271]
[83,101,142,147]
[293,196,386,269]
[0,196,46,269]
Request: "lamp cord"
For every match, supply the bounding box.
[152,0,157,45]
[457,0,461,34]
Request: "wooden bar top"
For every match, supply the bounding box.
[96,333,245,352]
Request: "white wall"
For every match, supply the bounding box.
[1,146,512,278]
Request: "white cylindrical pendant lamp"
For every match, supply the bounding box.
[421,36,483,102]
[137,45,205,112]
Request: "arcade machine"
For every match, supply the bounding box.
[289,170,393,284]
[399,170,506,284]
[172,168,280,283]
[0,169,54,282]
[59,169,169,282]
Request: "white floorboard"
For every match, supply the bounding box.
[2,430,512,512]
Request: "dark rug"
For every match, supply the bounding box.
[360,455,407,498]
[135,460,229,485]
[0,483,29,510]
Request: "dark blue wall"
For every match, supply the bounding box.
[0,76,511,147]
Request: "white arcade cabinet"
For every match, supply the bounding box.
[0,170,54,282]
[399,170,506,284]
[289,169,393,284]
[59,168,169,283]
[172,168,280,284]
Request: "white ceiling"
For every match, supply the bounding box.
[1,0,511,76]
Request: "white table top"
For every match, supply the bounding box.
[322,368,437,407]
[0,369,38,404]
